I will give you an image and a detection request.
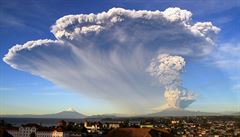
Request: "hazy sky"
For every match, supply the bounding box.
[0,0,240,115]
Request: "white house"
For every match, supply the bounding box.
[7,123,69,137]
[84,121,101,133]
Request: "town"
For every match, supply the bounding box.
[1,116,239,137]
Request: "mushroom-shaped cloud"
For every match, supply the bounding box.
[3,7,219,113]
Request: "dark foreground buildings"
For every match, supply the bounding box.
[1,116,240,137]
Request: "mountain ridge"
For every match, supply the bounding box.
[1,109,86,119]
[1,108,239,118]
[145,108,220,117]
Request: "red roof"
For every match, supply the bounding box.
[105,128,171,137]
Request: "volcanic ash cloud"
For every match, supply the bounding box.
[3,7,219,112]
[147,54,196,111]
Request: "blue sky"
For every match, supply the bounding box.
[0,0,240,115]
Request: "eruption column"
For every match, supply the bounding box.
[147,54,196,110]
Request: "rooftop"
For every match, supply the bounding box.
[105,128,171,137]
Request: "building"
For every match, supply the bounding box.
[101,119,123,129]
[84,121,101,133]
[140,122,154,128]
[57,120,67,127]
[5,127,18,137]
[108,123,120,129]
[129,120,141,127]
[7,123,69,137]
[105,128,171,137]
[102,122,120,129]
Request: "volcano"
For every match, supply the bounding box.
[146,108,219,117]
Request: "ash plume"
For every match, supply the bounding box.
[147,54,185,89]
[147,54,196,111]
[3,7,219,113]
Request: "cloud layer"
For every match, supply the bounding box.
[3,7,219,113]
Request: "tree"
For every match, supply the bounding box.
[30,132,36,137]
[81,126,88,133]
[0,129,13,137]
